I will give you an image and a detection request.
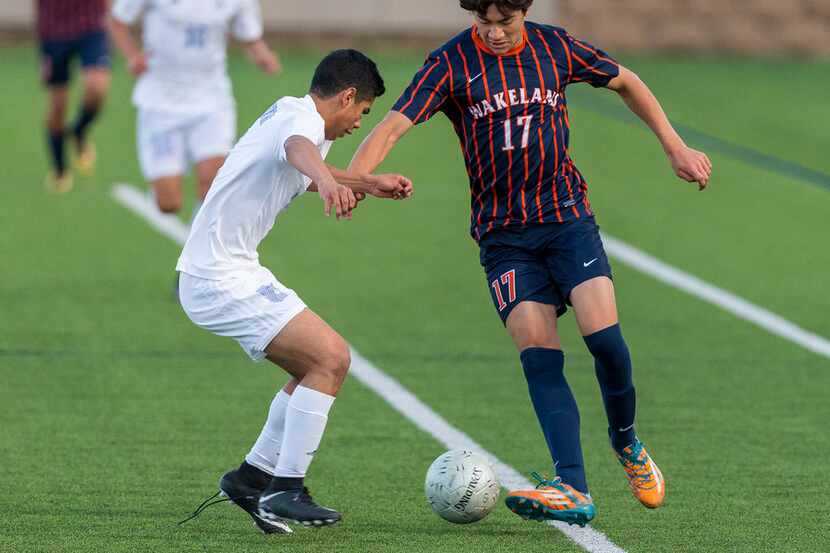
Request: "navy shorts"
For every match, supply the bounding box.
[479,217,613,324]
[40,30,110,87]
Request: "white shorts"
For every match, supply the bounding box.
[137,107,236,182]
[178,267,307,362]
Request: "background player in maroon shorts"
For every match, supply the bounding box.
[37,0,111,192]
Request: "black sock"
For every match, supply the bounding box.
[47,130,66,175]
[268,476,304,491]
[520,347,589,494]
[583,324,637,453]
[72,104,100,145]
[238,461,272,488]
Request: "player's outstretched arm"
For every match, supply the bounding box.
[348,111,414,176]
[107,17,147,76]
[323,165,413,200]
[606,66,713,190]
[284,135,356,220]
[241,40,281,75]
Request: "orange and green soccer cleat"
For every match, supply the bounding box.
[505,472,596,527]
[616,439,665,509]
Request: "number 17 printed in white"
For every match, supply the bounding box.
[502,116,533,151]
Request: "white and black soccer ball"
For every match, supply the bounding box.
[425,449,500,524]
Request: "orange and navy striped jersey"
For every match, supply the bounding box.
[391,22,620,241]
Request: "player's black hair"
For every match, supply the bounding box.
[310,49,385,102]
[459,0,533,17]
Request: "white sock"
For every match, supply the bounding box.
[273,386,335,478]
[245,390,290,475]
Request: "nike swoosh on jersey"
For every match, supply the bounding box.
[583,258,598,267]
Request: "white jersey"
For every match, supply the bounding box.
[176,95,333,279]
[111,0,263,115]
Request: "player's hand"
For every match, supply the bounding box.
[258,49,282,75]
[319,181,357,220]
[367,174,414,200]
[668,145,712,191]
[128,52,149,76]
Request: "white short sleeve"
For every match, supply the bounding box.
[111,0,148,24]
[274,113,325,163]
[231,0,264,42]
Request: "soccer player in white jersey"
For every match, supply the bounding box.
[176,50,412,533]
[108,0,280,216]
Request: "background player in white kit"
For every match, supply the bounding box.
[176,50,413,533]
[108,0,280,217]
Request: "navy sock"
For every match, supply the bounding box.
[520,347,588,494]
[72,104,100,145]
[47,130,66,175]
[583,324,636,453]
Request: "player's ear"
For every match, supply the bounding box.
[341,87,357,108]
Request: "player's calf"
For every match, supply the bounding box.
[583,323,637,453]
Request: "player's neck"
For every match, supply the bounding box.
[471,24,528,56]
[309,93,335,121]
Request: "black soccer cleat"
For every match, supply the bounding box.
[258,485,341,527]
[219,465,293,534]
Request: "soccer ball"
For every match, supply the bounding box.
[424,449,500,524]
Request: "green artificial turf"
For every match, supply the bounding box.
[1,45,828,552]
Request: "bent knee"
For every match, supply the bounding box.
[513,330,561,352]
[318,338,351,378]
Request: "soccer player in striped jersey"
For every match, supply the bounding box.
[350,0,712,526]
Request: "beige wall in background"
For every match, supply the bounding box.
[3,0,829,54]
[1,1,555,33]
[556,0,830,55]
[259,0,555,33]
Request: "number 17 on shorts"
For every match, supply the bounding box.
[491,269,517,313]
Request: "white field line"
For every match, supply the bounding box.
[600,235,830,360]
[111,183,626,553]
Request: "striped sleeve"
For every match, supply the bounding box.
[565,33,619,88]
[391,54,452,125]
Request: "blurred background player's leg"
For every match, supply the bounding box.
[191,156,224,223]
[40,39,73,193]
[188,106,236,223]
[71,30,111,176]
[137,109,187,214]
[152,176,185,214]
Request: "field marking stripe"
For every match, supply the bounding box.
[110,183,625,553]
[601,235,830,359]
[111,184,191,244]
